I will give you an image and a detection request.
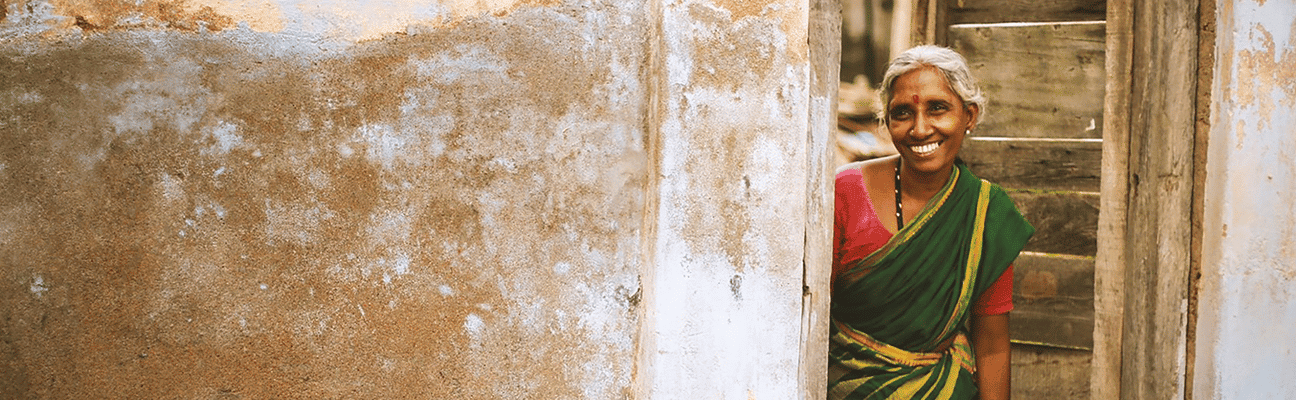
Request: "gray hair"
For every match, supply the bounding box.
[877,45,987,127]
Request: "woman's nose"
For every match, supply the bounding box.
[911,114,935,139]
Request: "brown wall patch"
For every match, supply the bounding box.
[52,0,233,32]
[0,3,651,396]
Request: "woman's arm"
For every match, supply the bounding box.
[970,312,1011,400]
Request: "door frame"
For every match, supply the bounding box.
[911,0,1212,398]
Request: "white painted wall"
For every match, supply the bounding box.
[1196,0,1296,398]
[636,0,823,397]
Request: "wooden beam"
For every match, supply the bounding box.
[802,0,839,397]
[931,0,948,45]
[1012,344,1093,398]
[912,0,933,45]
[948,0,1106,24]
[1185,0,1216,398]
[1118,0,1200,398]
[1012,252,1096,349]
[911,0,948,46]
[1093,0,1132,397]
[949,22,1106,140]
[1007,190,1099,257]
[961,138,1102,193]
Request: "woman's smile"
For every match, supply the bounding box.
[885,66,979,176]
[910,141,942,156]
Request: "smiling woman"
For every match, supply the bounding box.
[829,45,1032,400]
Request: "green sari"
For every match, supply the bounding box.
[828,163,1033,400]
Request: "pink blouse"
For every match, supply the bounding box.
[834,167,1013,316]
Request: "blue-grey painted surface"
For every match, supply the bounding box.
[1197,0,1296,398]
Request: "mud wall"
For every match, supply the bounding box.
[0,0,835,398]
[1195,0,1296,398]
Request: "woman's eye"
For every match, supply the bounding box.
[890,108,913,120]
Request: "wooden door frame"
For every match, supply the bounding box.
[913,0,1213,398]
[1097,0,1211,399]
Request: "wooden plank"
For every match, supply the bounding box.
[950,22,1107,140]
[1119,0,1200,397]
[1007,190,1099,257]
[1094,0,1133,397]
[960,138,1102,192]
[1011,253,1095,349]
[912,0,932,45]
[1012,344,1092,399]
[802,0,840,397]
[1185,1,1216,399]
[912,0,946,46]
[948,0,1105,24]
[1014,310,1093,349]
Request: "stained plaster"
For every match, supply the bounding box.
[0,1,653,398]
[1196,0,1296,398]
[1,0,829,398]
[640,0,809,397]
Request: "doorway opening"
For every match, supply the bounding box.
[833,2,1105,398]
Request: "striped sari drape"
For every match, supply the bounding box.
[829,163,1034,400]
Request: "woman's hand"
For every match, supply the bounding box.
[971,313,1011,400]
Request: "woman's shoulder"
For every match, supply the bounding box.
[835,155,898,181]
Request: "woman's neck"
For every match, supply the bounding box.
[898,160,954,203]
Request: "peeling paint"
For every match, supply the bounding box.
[28,275,47,297]
[0,0,826,397]
[6,0,576,39]
[52,0,235,32]
[1197,0,1296,398]
[642,0,810,397]
[1232,23,1296,133]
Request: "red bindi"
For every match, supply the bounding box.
[912,94,919,103]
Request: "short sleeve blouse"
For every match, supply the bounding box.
[833,167,1013,316]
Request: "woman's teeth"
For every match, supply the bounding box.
[911,142,940,155]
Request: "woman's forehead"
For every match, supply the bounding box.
[891,68,956,101]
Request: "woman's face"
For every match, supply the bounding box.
[885,66,979,175]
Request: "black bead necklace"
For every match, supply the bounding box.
[894,159,904,230]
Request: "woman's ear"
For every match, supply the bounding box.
[965,103,981,132]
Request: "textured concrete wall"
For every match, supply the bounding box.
[639,0,811,397]
[0,0,833,398]
[1195,0,1296,398]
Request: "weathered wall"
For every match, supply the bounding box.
[639,0,810,396]
[0,0,834,398]
[1195,0,1296,398]
[640,0,839,397]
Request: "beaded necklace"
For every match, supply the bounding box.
[894,159,904,230]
